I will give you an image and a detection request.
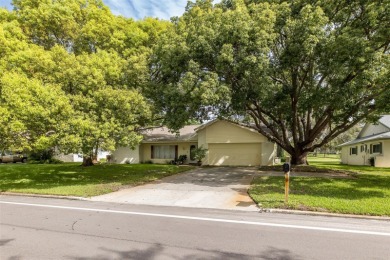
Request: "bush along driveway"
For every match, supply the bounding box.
[0,163,193,197]
[249,157,390,216]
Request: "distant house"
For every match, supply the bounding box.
[339,115,390,167]
[54,150,110,163]
[111,119,276,166]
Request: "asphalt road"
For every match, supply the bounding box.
[1,195,389,260]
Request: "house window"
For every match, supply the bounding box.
[360,145,365,152]
[151,145,176,159]
[350,147,358,155]
[372,143,382,154]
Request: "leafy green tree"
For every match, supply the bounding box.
[149,0,390,165]
[0,72,74,152]
[1,2,169,166]
[0,10,72,153]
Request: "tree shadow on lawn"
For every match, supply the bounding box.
[0,164,184,192]
[254,175,390,200]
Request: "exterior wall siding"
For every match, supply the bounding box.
[197,130,209,165]
[207,143,262,166]
[341,140,390,167]
[203,120,266,144]
[197,120,274,166]
[111,146,139,164]
[375,140,390,167]
[141,142,197,164]
[54,153,83,163]
[261,142,276,166]
[340,147,350,165]
[341,145,366,165]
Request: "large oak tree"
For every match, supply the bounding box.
[149,0,390,164]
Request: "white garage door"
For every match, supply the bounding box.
[208,143,262,166]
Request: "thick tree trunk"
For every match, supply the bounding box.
[291,152,309,166]
[93,144,99,164]
[82,156,94,167]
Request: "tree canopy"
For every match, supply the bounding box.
[0,1,170,165]
[1,0,389,166]
[148,0,390,164]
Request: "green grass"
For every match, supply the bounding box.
[0,163,193,197]
[249,157,390,216]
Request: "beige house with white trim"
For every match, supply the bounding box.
[112,119,276,166]
[339,115,390,167]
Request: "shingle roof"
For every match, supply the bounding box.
[142,119,271,143]
[194,118,270,134]
[142,125,200,142]
[339,115,390,147]
[379,115,390,129]
[338,131,390,147]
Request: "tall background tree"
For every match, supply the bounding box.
[148,0,390,164]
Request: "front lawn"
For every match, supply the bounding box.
[0,163,193,197]
[249,157,390,216]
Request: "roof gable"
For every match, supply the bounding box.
[142,119,270,143]
[339,115,390,147]
[196,119,267,143]
[358,115,390,138]
[195,119,266,135]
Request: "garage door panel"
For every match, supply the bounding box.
[208,143,261,166]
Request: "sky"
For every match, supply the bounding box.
[0,0,220,20]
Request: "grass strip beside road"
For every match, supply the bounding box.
[249,157,390,216]
[0,163,193,197]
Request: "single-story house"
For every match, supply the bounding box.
[339,115,390,167]
[112,119,276,166]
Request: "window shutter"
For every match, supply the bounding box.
[370,144,373,154]
[151,145,154,159]
[356,146,358,155]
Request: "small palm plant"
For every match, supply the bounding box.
[193,146,208,166]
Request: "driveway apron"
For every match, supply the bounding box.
[90,167,259,211]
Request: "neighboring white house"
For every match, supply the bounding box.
[339,115,390,167]
[54,150,110,163]
[111,119,276,166]
[54,153,84,163]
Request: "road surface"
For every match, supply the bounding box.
[1,195,389,259]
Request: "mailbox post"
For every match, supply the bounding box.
[283,163,290,203]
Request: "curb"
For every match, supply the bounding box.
[2,192,389,221]
[260,208,390,221]
[0,192,88,201]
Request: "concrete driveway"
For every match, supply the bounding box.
[91,167,259,211]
